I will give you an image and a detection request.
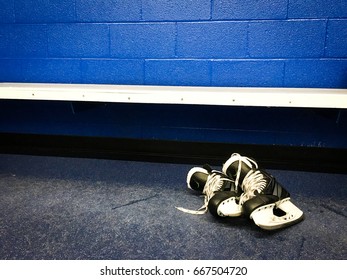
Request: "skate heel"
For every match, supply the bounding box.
[208,191,242,217]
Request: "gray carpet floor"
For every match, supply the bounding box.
[0,154,346,259]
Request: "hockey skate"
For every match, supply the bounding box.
[176,164,243,217]
[223,153,304,230]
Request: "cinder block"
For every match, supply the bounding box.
[0,0,15,23]
[142,0,210,21]
[21,59,81,83]
[48,24,109,58]
[81,59,144,84]
[288,0,347,18]
[325,20,347,57]
[213,0,287,19]
[145,59,210,86]
[176,22,248,58]
[0,59,23,81]
[211,60,284,87]
[249,20,326,58]
[0,24,47,58]
[284,59,347,88]
[110,23,176,58]
[76,0,141,22]
[15,0,75,23]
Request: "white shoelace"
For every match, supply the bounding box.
[230,153,258,189]
[239,170,267,205]
[176,172,231,215]
[177,154,259,214]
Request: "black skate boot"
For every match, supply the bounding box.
[223,153,304,230]
[176,164,242,217]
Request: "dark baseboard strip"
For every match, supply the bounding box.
[0,133,346,173]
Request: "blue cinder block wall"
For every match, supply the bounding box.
[0,0,346,87]
[0,1,347,148]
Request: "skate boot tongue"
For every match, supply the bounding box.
[222,153,258,189]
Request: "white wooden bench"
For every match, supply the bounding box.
[1,83,347,108]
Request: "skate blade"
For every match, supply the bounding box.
[217,197,242,217]
[250,198,304,230]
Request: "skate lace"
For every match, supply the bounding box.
[239,170,267,205]
[176,172,231,215]
[231,153,258,188]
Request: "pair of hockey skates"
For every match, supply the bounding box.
[177,153,304,230]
